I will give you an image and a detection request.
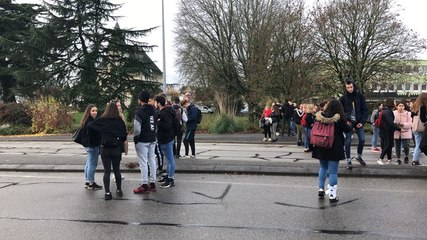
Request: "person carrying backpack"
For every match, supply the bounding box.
[377,98,401,165]
[312,99,352,203]
[181,99,199,158]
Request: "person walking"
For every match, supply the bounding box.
[339,78,368,169]
[377,98,401,165]
[172,97,187,158]
[155,95,177,188]
[79,104,102,190]
[393,101,412,164]
[88,103,127,200]
[312,99,352,203]
[410,93,427,165]
[181,99,198,157]
[370,101,383,152]
[133,91,158,194]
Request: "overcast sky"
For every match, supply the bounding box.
[15,0,427,84]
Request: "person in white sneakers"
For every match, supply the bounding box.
[312,99,352,203]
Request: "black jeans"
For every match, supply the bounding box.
[100,146,122,193]
[173,126,184,156]
[183,129,196,156]
[380,129,394,160]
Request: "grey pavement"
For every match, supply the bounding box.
[0,133,426,178]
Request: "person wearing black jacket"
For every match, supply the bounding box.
[133,91,158,194]
[339,79,368,169]
[88,103,127,200]
[79,104,102,190]
[155,95,177,188]
[312,99,352,203]
[377,98,401,165]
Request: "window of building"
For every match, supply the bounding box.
[422,84,427,91]
[405,82,411,90]
[414,84,419,91]
[396,84,402,90]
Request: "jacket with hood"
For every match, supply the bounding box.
[339,83,369,125]
[157,106,177,144]
[312,112,352,161]
[80,117,101,147]
[133,104,157,143]
[186,104,199,130]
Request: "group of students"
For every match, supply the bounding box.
[76,91,199,200]
[371,93,427,166]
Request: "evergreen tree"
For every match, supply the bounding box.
[43,0,162,108]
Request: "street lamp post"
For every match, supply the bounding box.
[161,0,167,94]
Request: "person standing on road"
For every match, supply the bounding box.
[312,99,352,203]
[370,101,383,152]
[393,101,412,164]
[88,103,127,200]
[172,97,187,158]
[270,103,281,142]
[182,99,198,157]
[339,79,368,169]
[155,95,177,188]
[261,102,273,142]
[79,104,102,190]
[377,98,401,165]
[133,91,158,194]
[410,93,427,165]
[293,103,305,146]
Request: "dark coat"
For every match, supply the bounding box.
[312,112,352,161]
[186,104,198,130]
[80,117,101,147]
[339,91,369,124]
[305,112,316,129]
[133,104,157,143]
[87,118,127,145]
[157,106,177,144]
[380,107,401,132]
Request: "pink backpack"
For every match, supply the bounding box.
[310,121,335,148]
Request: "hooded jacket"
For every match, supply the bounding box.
[312,112,352,161]
[133,104,157,143]
[186,104,199,130]
[157,106,177,144]
[87,117,127,147]
[339,84,368,125]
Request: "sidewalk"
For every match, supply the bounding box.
[0,133,426,179]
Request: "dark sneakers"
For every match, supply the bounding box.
[104,192,112,200]
[355,157,367,166]
[158,175,168,183]
[160,178,175,188]
[346,161,353,170]
[412,161,422,166]
[404,156,409,164]
[116,190,123,197]
[318,189,325,199]
[149,182,157,192]
[88,182,102,190]
[84,182,89,188]
[133,184,150,194]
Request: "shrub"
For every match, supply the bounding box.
[208,114,242,134]
[28,96,73,133]
[0,125,32,135]
[0,103,32,126]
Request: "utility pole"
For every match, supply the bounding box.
[161,0,167,94]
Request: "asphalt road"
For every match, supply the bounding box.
[0,172,426,240]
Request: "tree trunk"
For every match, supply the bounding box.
[0,75,17,103]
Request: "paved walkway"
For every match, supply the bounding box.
[0,133,426,178]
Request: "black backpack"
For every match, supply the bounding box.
[196,107,202,124]
[173,105,183,124]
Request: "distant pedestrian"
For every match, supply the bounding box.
[370,101,383,152]
[302,103,315,152]
[88,103,127,200]
[393,101,412,164]
[79,104,102,190]
[270,103,281,142]
[410,93,427,165]
[155,95,177,188]
[339,78,368,169]
[172,97,187,158]
[133,91,158,194]
[293,104,305,146]
[261,102,273,142]
[312,99,352,203]
[182,99,199,157]
[377,98,401,165]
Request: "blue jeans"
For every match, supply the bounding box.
[318,160,339,189]
[135,142,156,184]
[413,131,423,162]
[304,127,311,149]
[345,124,365,159]
[371,125,379,148]
[160,140,175,179]
[84,146,99,183]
